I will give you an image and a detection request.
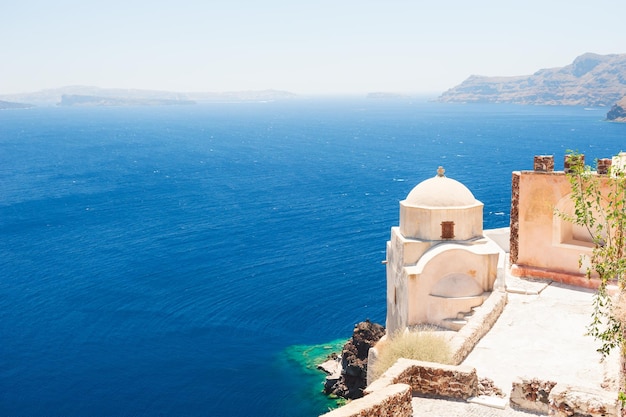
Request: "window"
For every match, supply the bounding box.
[441,221,455,239]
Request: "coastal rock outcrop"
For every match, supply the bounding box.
[606,96,626,122]
[438,53,626,107]
[322,320,385,399]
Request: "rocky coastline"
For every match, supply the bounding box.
[317,320,385,400]
[607,96,626,122]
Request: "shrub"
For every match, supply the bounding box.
[370,329,452,381]
[558,150,626,357]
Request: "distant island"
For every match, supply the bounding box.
[367,92,410,99]
[438,52,626,107]
[59,94,195,107]
[0,100,33,110]
[607,96,626,122]
[0,86,298,107]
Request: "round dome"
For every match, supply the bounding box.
[404,168,477,207]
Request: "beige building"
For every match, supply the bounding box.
[509,154,623,288]
[385,167,502,336]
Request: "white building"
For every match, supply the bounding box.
[385,167,502,335]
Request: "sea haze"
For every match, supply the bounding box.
[0,99,623,416]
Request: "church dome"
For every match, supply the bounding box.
[404,167,477,207]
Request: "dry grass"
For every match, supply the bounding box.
[369,328,453,381]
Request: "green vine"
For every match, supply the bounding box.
[558,150,626,358]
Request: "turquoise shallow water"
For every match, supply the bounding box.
[0,99,623,416]
[280,339,348,414]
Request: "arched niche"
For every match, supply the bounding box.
[553,194,604,248]
[430,272,484,298]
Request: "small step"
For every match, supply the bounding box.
[441,318,468,331]
[456,310,475,320]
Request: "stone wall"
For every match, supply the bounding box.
[366,358,478,400]
[334,358,480,417]
[548,384,619,417]
[394,360,478,400]
[510,377,556,414]
[509,171,520,264]
[509,378,619,416]
[319,383,412,417]
[324,359,620,417]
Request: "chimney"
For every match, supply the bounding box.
[564,154,584,174]
[597,158,612,175]
[533,155,554,172]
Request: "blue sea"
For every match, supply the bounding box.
[0,98,623,416]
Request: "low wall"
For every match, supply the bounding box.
[319,383,412,417]
[548,384,619,417]
[509,378,619,416]
[321,360,621,417]
[366,358,478,400]
[449,290,507,365]
[320,359,478,416]
[510,377,556,414]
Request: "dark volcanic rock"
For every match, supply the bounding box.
[607,96,626,122]
[323,320,385,400]
[438,53,626,107]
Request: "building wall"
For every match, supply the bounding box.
[511,169,607,286]
[385,228,434,335]
[399,203,483,241]
[385,233,500,334]
[404,245,498,326]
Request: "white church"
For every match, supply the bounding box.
[384,167,503,335]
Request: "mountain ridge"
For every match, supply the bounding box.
[438,53,626,107]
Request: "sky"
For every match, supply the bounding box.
[1,0,624,96]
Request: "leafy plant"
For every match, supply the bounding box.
[558,150,626,357]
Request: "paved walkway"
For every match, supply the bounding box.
[412,396,543,417]
[412,275,620,416]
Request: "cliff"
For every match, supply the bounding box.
[323,320,385,400]
[606,96,626,122]
[438,53,626,106]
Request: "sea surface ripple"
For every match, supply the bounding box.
[0,99,623,416]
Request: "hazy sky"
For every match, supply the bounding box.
[1,0,624,95]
